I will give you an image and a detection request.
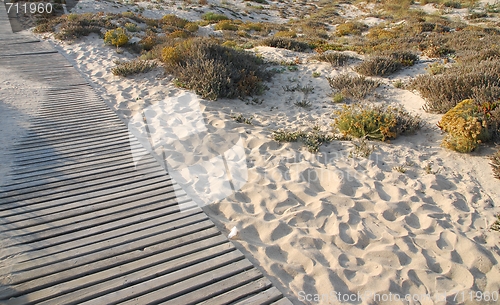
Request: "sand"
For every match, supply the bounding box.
[30,1,500,304]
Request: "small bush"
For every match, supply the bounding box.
[139,34,159,51]
[334,104,420,141]
[390,51,419,66]
[336,21,367,36]
[104,28,129,49]
[162,14,189,28]
[311,51,353,66]
[259,37,310,52]
[215,20,238,31]
[240,21,263,32]
[327,74,379,100]
[184,22,199,32]
[161,38,271,100]
[202,12,229,22]
[111,59,157,77]
[124,22,138,32]
[426,62,447,75]
[438,99,497,153]
[168,30,190,38]
[274,30,297,38]
[355,56,402,76]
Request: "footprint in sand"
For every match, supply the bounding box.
[436,230,457,251]
[127,92,248,209]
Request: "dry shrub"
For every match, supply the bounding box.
[389,51,419,66]
[410,61,500,113]
[327,74,379,100]
[311,51,353,66]
[111,59,157,77]
[335,21,367,36]
[215,20,239,31]
[184,22,199,32]
[259,37,310,52]
[490,150,500,180]
[334,104,420,141]
[274,30,297,38]
[161,15,189,28]
[355,56,402,76]
[161,38,271,100]
[437,99,497,152]
[49,13,113,40]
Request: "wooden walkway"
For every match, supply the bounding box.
[0,6,292,305]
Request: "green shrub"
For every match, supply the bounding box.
[215,20,238,31]
[104,28,129,49]
[311,51,353,66]
[162,14,189,28]
[161,38,272,100]
[334,104,397,141]
[355,56,402,76]
[202,12,229,22]
[438,99,497,152]
[334,104,421,141]
[335,21,367,36]
[410,61,500,113]
[259,37,310,52]
[327,74,379,100]
[124,22,138,32]
[111,59,157,77]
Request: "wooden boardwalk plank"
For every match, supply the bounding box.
[0,5,291,304]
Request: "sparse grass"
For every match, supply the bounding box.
[424,163,434,174]
[312,72,321,78]
[232,113,253,124]
[491,215,500,231]
[272,127,334,153]
[311,51,353,67]
[491,149,500,179]
[327,74,379,101]
[393,166,407,173]
[111,59,157,77]
[161,38,271,100]
[355,56,402,77]
[259,37,311,52]
[349,138,375,158]
[294,99,312,108]
[283,84,314,94]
